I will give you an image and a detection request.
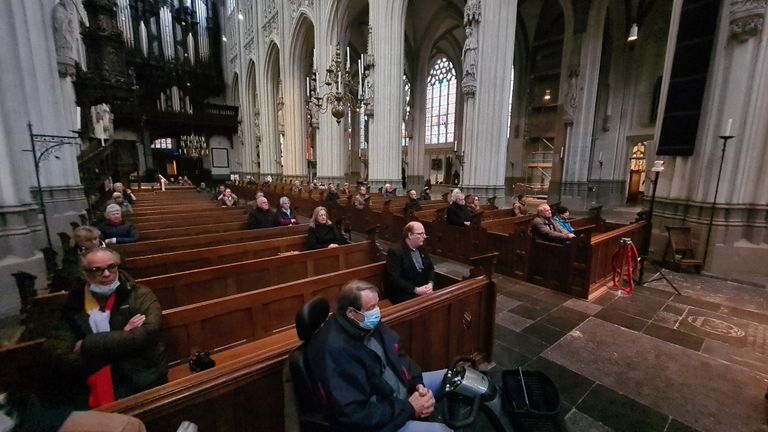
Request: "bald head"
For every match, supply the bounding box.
[537,203,552,218]
[256,196,269,210]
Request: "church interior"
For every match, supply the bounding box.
[0,0,767,431]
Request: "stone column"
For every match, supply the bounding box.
[0,0,91,317]
[652,0,768,276]
[315,22,347,185]
[461,0,517,198]
[367,0,407,191]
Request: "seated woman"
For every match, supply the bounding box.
[465,194,481,213]
[97,205,139,244]
[306,206,349,250]
[325,184,340,203]
[217,188,238,207]
[553,206,575,234]
[352,186,368,209]
[277,196,300,225]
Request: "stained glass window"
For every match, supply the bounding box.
[425,57,457,145]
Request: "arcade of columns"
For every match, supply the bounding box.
[0,0,767,318]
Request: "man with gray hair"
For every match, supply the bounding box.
[306,280,450,432]
[97,205,138,244]
[106,191,133,215]
[246,196,280,229]
[112,182,136,205]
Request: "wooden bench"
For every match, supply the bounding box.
[133,212,246,231]
[129,207,247,224]
[113,224,309,258]
[123,235,310,279]
[139,221,247,241]
[100,276,496,431]
[138,240,382,309]
[664,226,703,272]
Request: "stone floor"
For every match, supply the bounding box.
[454,264,768,432]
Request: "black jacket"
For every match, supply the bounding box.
[306,224,349,250]
[446,202,473,227]
[97,222,139,244]
[247,208,280,229]
[385,243,435,304]
[306,313,423,432]
[404,199,422,216]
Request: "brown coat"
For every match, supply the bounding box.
[531,215,571,242]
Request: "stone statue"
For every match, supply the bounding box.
[277,98,285,133]
[53,0,77,76]
[462,25,478,82]
[364,70,374,103]
[91,103,114,141]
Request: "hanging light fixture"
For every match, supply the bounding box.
[221,35,227,42]
[627,23,638,42]
[179,134,209,159]
[307,44,364,124]
[237,11,244,20]
[543,89,552,102]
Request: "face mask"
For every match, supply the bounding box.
[358,306,381,330]
[90,279,120,296]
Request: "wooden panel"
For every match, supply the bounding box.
[201,309,253,352]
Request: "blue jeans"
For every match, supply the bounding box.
[397,369,453,432]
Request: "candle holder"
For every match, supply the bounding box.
[307,44,365,124]
[701,134,734,267]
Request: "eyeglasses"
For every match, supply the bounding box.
[412,232,428,238]
[83,263,118,277]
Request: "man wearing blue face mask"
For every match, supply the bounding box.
[46,248,167,410]
[307,280,451,432]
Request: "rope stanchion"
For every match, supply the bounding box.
[611,238,639,295]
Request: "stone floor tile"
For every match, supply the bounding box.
[495,295,522,313]
[564,409,614,432]
[601,292,669,321]
[674,307,768,356]
[563,298,603,315]
[491,341,532,369]
[495,324,550,358]
[524,356,595,407]
[496,311,534,332]
[538,306,591,333]
[718,305,768,326]
[576,384,670,432]
[665,418,701,432]
[591,292,616,307]
[510,301,559,321]
[593,307,649,332]
[642,322,705,352]
[543,318,768,432]
[634,285,677,301]
[521,321,567,345]
[700,339,768,377]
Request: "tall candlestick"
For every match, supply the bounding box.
[598,151,603,161]
[338,71,342,91]
[358,59,363,98]
[454,141,458,152]
[346,47,350,70]
[724,118,733,136]
[313,48,316,70]
[306,77,310,97]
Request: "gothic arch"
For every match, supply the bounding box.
[245,60,260,173]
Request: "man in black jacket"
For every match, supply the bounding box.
[386,222,435,304]
[306,280,449,432]
[246,196,280,229]
[446,193,473,227]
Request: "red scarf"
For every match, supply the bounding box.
[86,292,116,408]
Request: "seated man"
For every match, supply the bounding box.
[404,189,422,216]
[47,248,167,407]
[353,186,369,209]
[325,184,341,203]
[531,203,575,243]
[419,186,432,201]
[106,191,133,215]
[386,222,435,304]
[112,182,136,205]
[307,280,450,432]
[97,205,139,244]
[446,193,473,227]
[213,185,226,201]
[247,196,280,229]
[217,188,238,207]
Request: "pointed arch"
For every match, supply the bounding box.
[244,59,260,173]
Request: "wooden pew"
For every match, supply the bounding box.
[129,207,247,224]
[113,224,309,258]
[123,235,309,279]
[100,276,496,432]
[140,221,247,241]
[138,240,382,309]
[133,211,246,231]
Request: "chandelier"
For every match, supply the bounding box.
[179,133,208,158]
[307,44,364,124]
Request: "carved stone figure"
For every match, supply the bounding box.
[730,0,767,41]
[464,0,482,25]
[91,103,114,141]
[54,0,78,76]
[462,25,478,95]
[364,69,374,104]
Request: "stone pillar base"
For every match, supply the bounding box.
[461,184,506,200]
[551,180,626,210]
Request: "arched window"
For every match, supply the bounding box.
[425,57,457,145]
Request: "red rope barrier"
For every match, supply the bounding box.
[611,239,639,294]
